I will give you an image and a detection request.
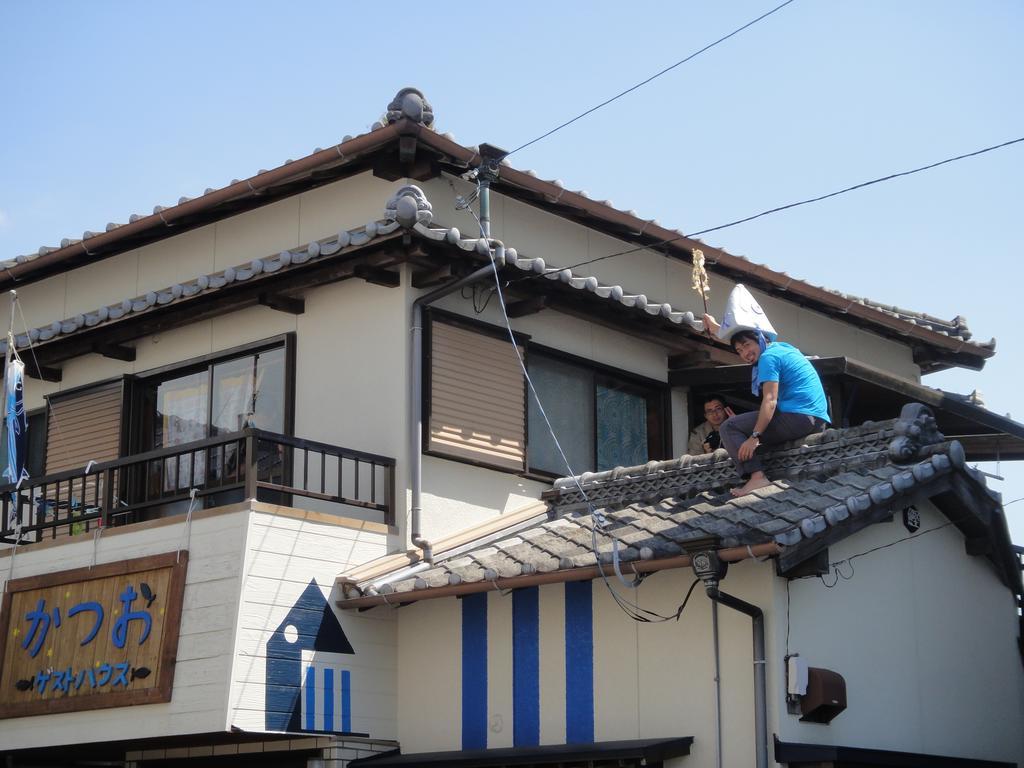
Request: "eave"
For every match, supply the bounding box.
[2,113,992,373]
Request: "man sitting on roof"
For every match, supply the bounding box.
[703,285,830,496]
[687,393,735,455]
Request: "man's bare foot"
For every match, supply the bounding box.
[730,474,773,497]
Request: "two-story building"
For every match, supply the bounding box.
[0,88,1021,768]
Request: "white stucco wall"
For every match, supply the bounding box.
[773,501,1024,765]
[0,503,396,752]
[227,507,395,739]
[393,560,775,768]
[0,508,250,750]
[2,169,933,550]
[421,175,922,382]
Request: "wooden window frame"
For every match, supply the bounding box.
[126,333,297,456]
[423,310,671,480]
[525,344,671,480]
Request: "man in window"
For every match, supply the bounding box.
[687,393,734,455]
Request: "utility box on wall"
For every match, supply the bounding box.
[799,667,847,724]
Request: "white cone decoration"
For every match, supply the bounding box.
[717,284,777,342]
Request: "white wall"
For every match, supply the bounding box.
[773,501,1024,765]
[421,175,921,381]
[392,560,775,768]
[0,508,250,750]
[3,168,929,551]
[227,507,396,739]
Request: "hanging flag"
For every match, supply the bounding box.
[4,356,29,529]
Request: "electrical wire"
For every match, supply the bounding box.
[817,516,960,589]
[686,135,1024,239]
[506,0,798,158]
[502,134,1024,289]
[459,187,704,624]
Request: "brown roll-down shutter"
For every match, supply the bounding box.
[46,380,123,474]
[429,320,526,472]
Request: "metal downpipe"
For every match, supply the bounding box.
[409,171,499,564]
[409,263,495,563]
[706,587,767,768]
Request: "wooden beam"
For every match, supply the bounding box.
[506,296,548,318]
[91,342,136,362]
[354,264,401,288]
[412,264,453,289]
[258,293,305,315]
[23,359,62,382]
[19,233,403,369]
[668,350,713,370]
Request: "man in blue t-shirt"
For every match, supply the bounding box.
[703,314,830,496]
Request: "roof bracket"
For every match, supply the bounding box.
[258,292,305,315]
[354,264,401,288]
[412,265,453,289]
[24,360,62,383]
[506,296,548,318]
[91,342,136,362]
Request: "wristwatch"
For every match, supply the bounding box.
[751,431,762,439]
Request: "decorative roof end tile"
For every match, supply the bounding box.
[384,185,434,229]
[889,403,944,463]
[386,87,434,128]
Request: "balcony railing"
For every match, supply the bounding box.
[0,429,396,544]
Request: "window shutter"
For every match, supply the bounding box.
[429,320,525,471]
[46,380,124,474]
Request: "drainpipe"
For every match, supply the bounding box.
[711,599,723,768]
[691,551,768,768]
[410,266,494,563]
[408,146,507,564]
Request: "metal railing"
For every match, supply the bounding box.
[0,429,396,544]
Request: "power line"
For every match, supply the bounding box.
[506,0,798,158]
[503,134,1024,286]
[687,135,1024,238]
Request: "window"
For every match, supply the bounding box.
[527,353,665,476]
[426,313,667,477]
[134,341,290,493]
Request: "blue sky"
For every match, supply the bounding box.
[1,1,1022,540]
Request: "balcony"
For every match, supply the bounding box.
[0,429,396,544]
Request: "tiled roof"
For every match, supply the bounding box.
[0,185,705,357]
[819,289,978,344]
[2,88,991,360]
[338,404,1014,605]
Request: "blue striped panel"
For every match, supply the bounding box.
[323,667,334,731]
[304,665,316,731]
[564,581,594,743]
[513,587,540,746]
[461,593,488,749]
[341,670,352,733]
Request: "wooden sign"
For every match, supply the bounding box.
[0,551,188,718]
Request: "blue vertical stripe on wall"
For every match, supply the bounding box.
[462,592,488,749]
[512,587,540,746]
[304,665,316,731]
[323,667,334,731]
[341,670,352,733]
[564,580,594,743]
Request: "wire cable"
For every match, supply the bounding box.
[458,187,705,623]
[502,134,1024,287]
[506,0,798,157]
[687,135,1024,239]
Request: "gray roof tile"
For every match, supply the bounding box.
[349,405,995,601]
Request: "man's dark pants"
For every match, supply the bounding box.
[719,411,825,477]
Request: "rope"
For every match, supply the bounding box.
[177,487,199,563]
